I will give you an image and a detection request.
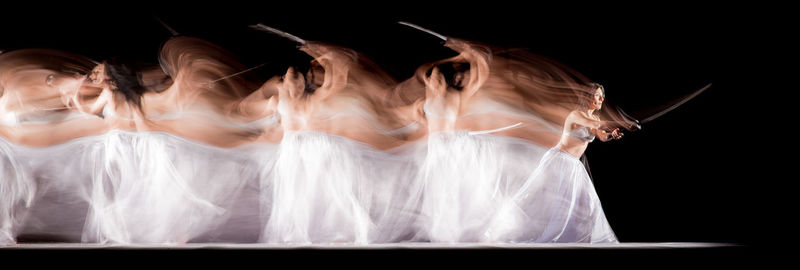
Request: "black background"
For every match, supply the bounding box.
[0,0,782,261]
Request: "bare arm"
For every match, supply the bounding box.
[265,95,278,115]
[567,111,624,141]
[425,67,448,98]
[447,39,489,101]
[594,127,623,142]
[313,57,347,102]
[392,98,426,124]
[234,77,279,118]
[301,43,349,102]
[568,111,604,130]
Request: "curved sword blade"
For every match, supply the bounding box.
[398,21,448,41]
[640,83,712,124]
[153,15,179,36]
[249,24,306,45]
[207,63,268,84]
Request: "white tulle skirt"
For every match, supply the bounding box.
[3,135,100,243]
[485,146,618,243]
[1,137,35,244]
[3,128,620,245]
[261,130,410,244]
[80,130,261,244]
[402,131,548,243]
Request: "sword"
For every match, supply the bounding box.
[638,83,713,124]
[249,24,307,45]
[206,63,268,84]
[398,21,448,41]
[153,15,179,36]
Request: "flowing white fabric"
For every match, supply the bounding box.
[9,135,100,242]
[1,129,621,245]
[401,131,548,243]
[486,146,618,243]
[1,138,35,244]
[80,130,260,244]
[261,131,407,244]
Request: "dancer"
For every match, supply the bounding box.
[406,38,507,243]
[386,23,556,243]
[258,65,376,244]
[0,49,107,244]
[249,25,411,244]
[152,36,284,242]
[247,24,407,149]
[75,56,258,244]
[486,83,626,243]
[0,49,107,146]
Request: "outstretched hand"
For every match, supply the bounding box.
[609,128,623,140]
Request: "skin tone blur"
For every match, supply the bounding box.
[73,63,149,132]
[2,35,637,151]
[389,38,570,148]
[0,59,107,146]
[385,38,490,142]
[240,42,407,150]
[66,37,280,148]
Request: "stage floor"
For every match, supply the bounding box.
[2,242,736,249]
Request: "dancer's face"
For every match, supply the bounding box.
[591,87,604,110]
[89,64,107,85]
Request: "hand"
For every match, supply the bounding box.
[609,128,623,140]
[426,67,447,95]
[279,67,305,96]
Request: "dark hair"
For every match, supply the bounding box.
[103,57,148,109]
[303,64,323,94]
[425,62,470,91]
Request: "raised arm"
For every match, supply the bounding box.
[445,39,490,100]
[300,43,351,102]
[233,76,280,118]
[424,67,448,98]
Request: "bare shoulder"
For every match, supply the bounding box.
[571,110,598,120]
[567,110,583,120]
[563,110,581,126]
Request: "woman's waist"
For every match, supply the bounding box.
[551,143,586,160]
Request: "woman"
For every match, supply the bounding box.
[257,66,370,244]
[0,49,106,244]
[252,35,419,244]
[258,66,367,244]
[0,49,107,146]
[486,83,627,243]
[76,58,256,244]
[388,25,576,243]
[390,38,530,243]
